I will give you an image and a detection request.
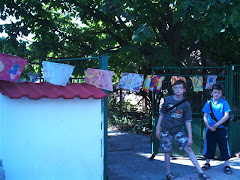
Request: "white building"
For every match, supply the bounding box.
[0,81,107,180]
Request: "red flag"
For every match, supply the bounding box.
[0,53,28,81]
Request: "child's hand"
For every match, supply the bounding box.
[212,124,218,130]
[208,127,216,131]
[155,127,161,139]
[187,138,193,147]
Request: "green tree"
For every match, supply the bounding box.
[1,0,240,74]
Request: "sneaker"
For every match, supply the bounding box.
[201,163,211,170]
[199,173,211,180]
[166,173,177,180]
[224,166,232,174]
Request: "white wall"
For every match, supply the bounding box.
[0,95,104,180]
[0,95,3,161]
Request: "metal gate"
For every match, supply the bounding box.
[151,65,240,157]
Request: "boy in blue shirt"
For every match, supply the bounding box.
[202,83,232,174]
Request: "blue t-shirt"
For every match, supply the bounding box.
[202,98,231,128]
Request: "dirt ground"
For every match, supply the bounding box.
[108,129,240,180]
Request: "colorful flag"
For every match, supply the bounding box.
[154,76,165,93]
[117,73,144,92]
[0,53,28,81]
[190,76,203,92]
[205,75,217,89]
[170,76,186,89]
[143,75,160,92]
[84,68,114,91]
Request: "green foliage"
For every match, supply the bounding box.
[108,95,151,134]
[132,25,155,44]
[1,0,240,72]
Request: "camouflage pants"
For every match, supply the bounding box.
[160,130,188,153]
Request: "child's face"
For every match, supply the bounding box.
[173,84,186,96]
[211,89,222,101]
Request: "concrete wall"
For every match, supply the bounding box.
[0,95,103,180]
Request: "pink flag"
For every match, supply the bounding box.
[84,68,114,91]
[0,53,28,81]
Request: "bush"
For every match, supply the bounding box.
[108,99,152,134]
[108,88,152,134]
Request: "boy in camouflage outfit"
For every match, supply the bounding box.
[156,80,210,180]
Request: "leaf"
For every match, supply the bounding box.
[0,25,3,33]
[182,2,189,11]
[173,11,181,23]
[195,1,209,12]
[213,21,222,33]
[132,25,154,43]
[181,26,189,36]
[230,10,240,29]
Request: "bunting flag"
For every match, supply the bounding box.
[43,61,75,86]
[190,76,203,92]
[205,75,217,89]
[84,68,114,91]
[117,73,144,92]
[0,53,28,81]
[143,75,160,92]
[170,76,186,89]
[154,76,165,93]
[0,53,223,94]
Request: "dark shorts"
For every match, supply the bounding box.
[160,130,188,153]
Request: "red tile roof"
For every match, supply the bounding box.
[0,81,107,100]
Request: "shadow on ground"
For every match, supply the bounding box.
[108,129,240,180]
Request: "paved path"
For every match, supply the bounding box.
[108,130,240,180]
